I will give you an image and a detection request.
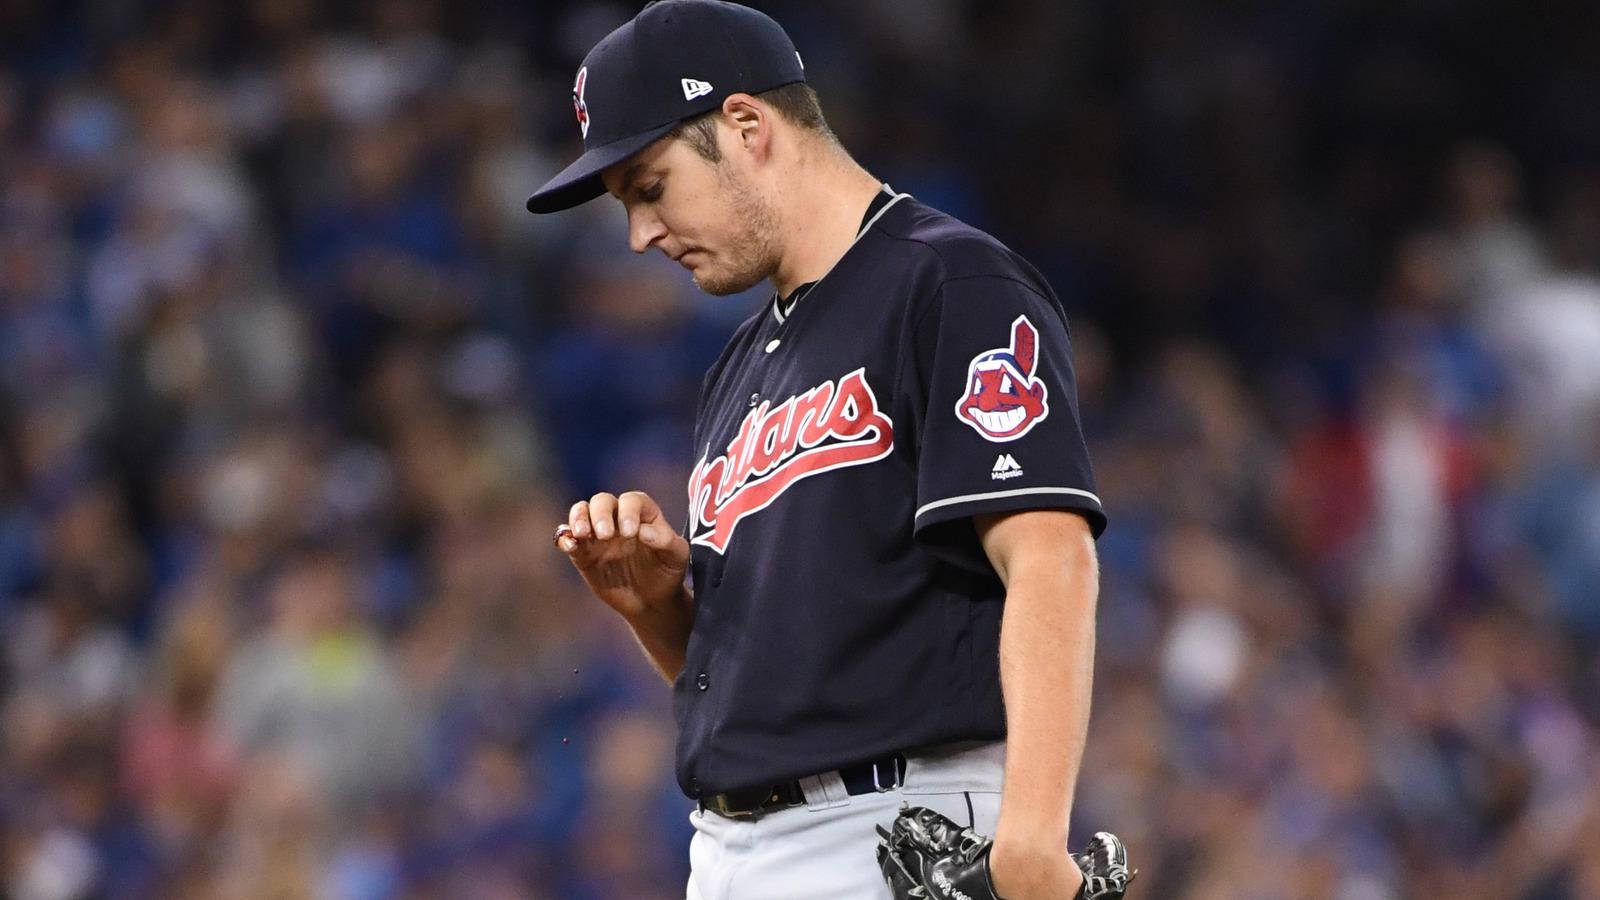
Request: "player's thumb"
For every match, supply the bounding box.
[638,518,677,549]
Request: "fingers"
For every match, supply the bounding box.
[568,499,591,539]
[587,492,619,539]
[616,491,648,539]
[554,523,576,553]
[582,491,661,541]
[562,491,663,543]
[638,518,676,548]
[560,490,682,556]
[623,492,686,551]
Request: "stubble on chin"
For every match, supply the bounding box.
[692,259,770,296]
[692,174,780,297]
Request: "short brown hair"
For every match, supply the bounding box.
[671,82,834,163]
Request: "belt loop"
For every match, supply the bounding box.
[872,754,905,792]
[801,771,850,810]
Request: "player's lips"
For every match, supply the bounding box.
[968,406,1027,434]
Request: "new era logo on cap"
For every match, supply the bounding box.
[681,78,714,100]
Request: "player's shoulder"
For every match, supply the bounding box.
[870,196,1060,320]
[872,196,1052,297]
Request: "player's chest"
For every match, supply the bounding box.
[687,299,906,554]
[697,293,906,449]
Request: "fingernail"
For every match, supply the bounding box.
[621,520,637,537]
[558,537,576,552]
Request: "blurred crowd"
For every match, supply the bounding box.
[2,0,1599,897]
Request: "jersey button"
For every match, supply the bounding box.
[748,392,760,407]
[696,672,710,691]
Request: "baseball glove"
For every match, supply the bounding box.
[876,805,1135,899]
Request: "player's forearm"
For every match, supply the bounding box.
[624,583,695,683]
[994,551,1098,849]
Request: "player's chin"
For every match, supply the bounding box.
[692,263,765,297]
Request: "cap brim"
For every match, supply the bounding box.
[526,122,679,213]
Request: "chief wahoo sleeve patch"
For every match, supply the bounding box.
[954,314,1050,442]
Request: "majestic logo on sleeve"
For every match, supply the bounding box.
[688,368,894,554]
[955,315,1050,442]
[573,67,590,139]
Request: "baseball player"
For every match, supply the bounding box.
[531,3,1128,897]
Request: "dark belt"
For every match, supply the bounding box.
[699,753,906,819]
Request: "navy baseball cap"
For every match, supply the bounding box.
[525,0,807,214]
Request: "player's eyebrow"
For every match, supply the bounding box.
[613,162,654,199]
[604,163,640,200]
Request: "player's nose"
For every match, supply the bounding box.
[627,206,668,254]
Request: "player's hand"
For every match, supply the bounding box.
[556,491,690,620]
[987,837,1086,900]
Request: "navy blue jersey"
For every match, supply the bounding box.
[675,189,1104,797]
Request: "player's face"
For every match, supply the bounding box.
[602,133,779,296]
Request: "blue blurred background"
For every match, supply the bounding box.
[3,0,1600,897]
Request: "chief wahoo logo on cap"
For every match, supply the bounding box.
[573,66,590,139]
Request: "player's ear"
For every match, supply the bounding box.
[721,94,769,158]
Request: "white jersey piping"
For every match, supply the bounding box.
[914,486,1103,522]
[773,185,909,324]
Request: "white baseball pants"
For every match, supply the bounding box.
[685,742,1005,899]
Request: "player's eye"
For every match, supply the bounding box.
[640,181,664,202]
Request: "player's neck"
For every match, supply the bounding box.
[769,158,885,299]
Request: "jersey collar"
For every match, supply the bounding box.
[772,184,909,324]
